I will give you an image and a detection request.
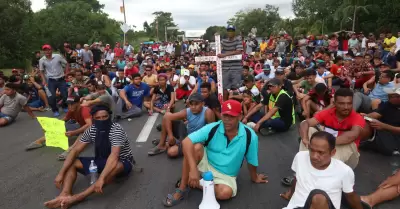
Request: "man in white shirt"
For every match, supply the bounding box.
[281,131,364,209]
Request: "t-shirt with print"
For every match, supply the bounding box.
[65,106,91,127]
[314,107,365,147]
[153,85,174,105]
[142,74,158,86]
[261,91,293,128]
[80,123,133,163]
[0,93,27,118]
[123,82,150,108]
[283,151,354,209]
[179,76,196,90]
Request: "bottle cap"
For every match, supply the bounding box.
[202,171,213,181]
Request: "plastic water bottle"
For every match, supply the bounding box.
[44,86,52,97]
[350,78,356,90]
[199,171,220,209]
[89,160,98,185]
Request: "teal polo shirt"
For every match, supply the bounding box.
[188,121,259,177]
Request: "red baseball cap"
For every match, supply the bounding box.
[221,100,242,116]
[42,44,52,50]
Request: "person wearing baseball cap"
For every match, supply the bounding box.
[162,99,267,206]
[148,92,215,157]
[39,43,69,117]
[219,24,243,101]
[255,64,274,81]
[244,78,294,135]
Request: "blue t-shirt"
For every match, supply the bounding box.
[369,82,394,102]
[123,82,150,108]
[196,77,214,93]
[188,121,259,177]
[117,60,126,70]
[108,71,116,81]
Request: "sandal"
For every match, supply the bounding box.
[152,139,160,146]
[147,146,166,156]
[58,150,70,161]
[162,188,190,207]
[281,175,295,187]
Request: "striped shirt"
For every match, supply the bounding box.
[80,123,133,163]
[221,36,243,69]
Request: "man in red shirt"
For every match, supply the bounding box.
[26,95,92,160]
[114,42,123,58]
[299,88,366,169]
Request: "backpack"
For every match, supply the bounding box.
[204,123,252,166]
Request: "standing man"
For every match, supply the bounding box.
[39,44,69,117]
[220,25,244,101]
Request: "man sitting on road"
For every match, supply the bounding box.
[81,84,115,120]
[299,88,366,169]
[116,73,150,119]
[44,105,134,209]
[243,78,294,135]
[200,82,221,120]
[162,100,267,207]
[26,95,92,161]
[360,84,400,156]
[148,93,215,157]
[280,131,364,209]
[0,83,35,127]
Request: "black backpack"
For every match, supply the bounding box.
[204,124,252,166]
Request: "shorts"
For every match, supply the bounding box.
[0,112,14,123]
[77,157,132,177]
[197,149,237,197]
[222,68,242,90]
[28,100,44,108]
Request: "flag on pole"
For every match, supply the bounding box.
[120,6,124,13]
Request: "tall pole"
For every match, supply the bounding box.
[165,26,168,42]
[156,20,159,42]
[122,0,127,44]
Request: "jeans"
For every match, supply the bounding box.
[353,92,372,113]
[116,97,142,119]
[48,78,68,112]
[250,111,289,132]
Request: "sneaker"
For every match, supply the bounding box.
[63,108,68,113]
[260,127,275,136]
[44,107,51,111]
[246,122,256,128]
[53,111,60,117]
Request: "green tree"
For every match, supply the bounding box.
[32,1,120,51]
[202,26,227,41]
[149,11,178,41]
[45,0,104,12]
[334,0,376,32]
[0,0,34,68]
[227,4,281,38]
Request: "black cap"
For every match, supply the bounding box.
[189,93,204,102]
[267,78,282,86]
[66,95,81,104]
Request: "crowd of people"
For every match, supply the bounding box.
[0,25,400,209]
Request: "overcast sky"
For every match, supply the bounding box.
[31,0,293,37]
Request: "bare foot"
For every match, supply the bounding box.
[44,196,64,208]
[60,195,78,209]
[360,196,373,207]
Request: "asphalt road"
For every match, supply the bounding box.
[0,104,399,209]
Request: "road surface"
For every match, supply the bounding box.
[0,103,398,209]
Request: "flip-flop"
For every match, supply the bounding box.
[58,150,69,161]
[147,146,166,156]
[25,142,45,151]
[281,176,295,187]
[152,139,160,146]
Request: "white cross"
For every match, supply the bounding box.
[195,34,242,102]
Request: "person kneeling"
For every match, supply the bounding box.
[162,100,267,207]
[281,131,364,209]
[44,105,135,209]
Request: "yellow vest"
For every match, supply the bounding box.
[268,89,295,124]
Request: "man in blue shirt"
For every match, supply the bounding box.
[162,100,268,207]
[116,73,150,119]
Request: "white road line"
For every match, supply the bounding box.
[135,113,159,142]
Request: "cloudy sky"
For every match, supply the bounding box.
[31,0,293,37]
